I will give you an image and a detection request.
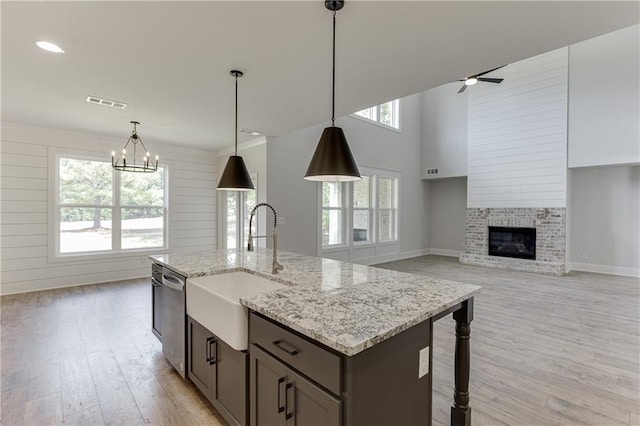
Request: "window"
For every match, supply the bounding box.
[352,176,372,243]
[55,155,166,256]
[354,99,400,130]
[321,169,399,249]
[222,174,257,250]
[322,182,346,246]
[377,176,398,241]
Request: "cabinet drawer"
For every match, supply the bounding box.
[250,313,341,395]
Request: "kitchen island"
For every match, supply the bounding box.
[151,248,481,426]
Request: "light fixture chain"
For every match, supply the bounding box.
[332,9,336,126]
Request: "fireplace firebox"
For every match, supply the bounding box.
[488,227,536,260]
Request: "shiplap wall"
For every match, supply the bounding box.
[467,48,568,208]
[0,122,217,294]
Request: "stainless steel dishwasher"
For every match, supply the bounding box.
[160,267,186,378]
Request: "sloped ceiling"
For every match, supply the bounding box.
[2,1,638,150]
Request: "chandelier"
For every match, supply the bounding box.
[112,121,158,173]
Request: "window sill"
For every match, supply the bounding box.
[49,247,168,264]
[349,114,402,133]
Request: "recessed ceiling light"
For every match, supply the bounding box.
[86,96,127,109]
[36,41,65,53]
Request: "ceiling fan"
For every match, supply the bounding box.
[457,65,506,93]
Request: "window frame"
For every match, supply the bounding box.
[352,99,401,131]
[320,181,348,249]
[49,149,169,262]
[318,167,401,257]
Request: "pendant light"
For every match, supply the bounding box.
[217,70,255,191]
[304,0,361,182]
[112,121,158,173]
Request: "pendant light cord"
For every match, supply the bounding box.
[235,74,239,155]
[331,9,336,127]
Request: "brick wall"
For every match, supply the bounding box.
[460,208,566,275]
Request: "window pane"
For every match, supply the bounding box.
[355,107,377,121]
[378,177,396,208]
[379,100,399,128]
[121,167,165,206]
[353,176,370,207]
[121,208,164,249]
[353,209,370,242]
[322,182,344,208]
[60,207,112,253]
[379,209,396,241]
[322,209,343,246]
[226,192,238,249]
[243,188,257,247]
[59,158,112,205]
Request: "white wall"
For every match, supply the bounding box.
[568,25,639,168]
[267,93,429,262]
[1,122,218,294]
[429,177,467,255]
[467,48,568,208]
[569,166,640,276]
[421,82,468,179]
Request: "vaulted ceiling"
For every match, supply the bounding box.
[2,1,638,150]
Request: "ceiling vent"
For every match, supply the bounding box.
[86,96,127,109]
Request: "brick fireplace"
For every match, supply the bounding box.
[459,208,566,275]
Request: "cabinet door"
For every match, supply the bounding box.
[217,338,247,425]
[285,369,341,426]
[250,346,287,426]
[188,317,216,401]
[151,279,162,341]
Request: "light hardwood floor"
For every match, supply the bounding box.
[1,255,638,425]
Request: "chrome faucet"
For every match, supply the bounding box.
[247,203,284,274]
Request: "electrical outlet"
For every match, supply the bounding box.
[581,252,589,260]
[279,216,286,225]
[418,346,430,378]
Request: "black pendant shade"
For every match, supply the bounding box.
[304,126,360,181]
[304,0,361,182]
[217,69,255,191]
[217,155,254,191]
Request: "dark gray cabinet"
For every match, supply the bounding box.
[188,316,248,426]
[250,345,340,426]
[249,312,433,426]
[151,263,163,341]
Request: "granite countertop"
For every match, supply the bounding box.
[150,248,481,356]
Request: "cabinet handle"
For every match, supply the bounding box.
[208,338,217,365]
[277,377,285,413]
[272,340,299,356]
[285,382,294,420]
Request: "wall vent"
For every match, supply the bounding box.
[86,96,127,109]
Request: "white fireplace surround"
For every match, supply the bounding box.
[459,208,566,275]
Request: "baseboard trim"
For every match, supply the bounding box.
[365,248,432,266]
[0,274,150,296]
[567,262,640,278]
[429,248,464,257]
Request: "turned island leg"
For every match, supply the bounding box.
[451,298,473,426]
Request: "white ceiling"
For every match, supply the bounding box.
[2,1,638,151]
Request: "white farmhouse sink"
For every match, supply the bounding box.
[186,272,285,351]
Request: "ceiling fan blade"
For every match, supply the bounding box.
[478,77,504,84]
[457,84,467,94]
[476,65,507,77]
